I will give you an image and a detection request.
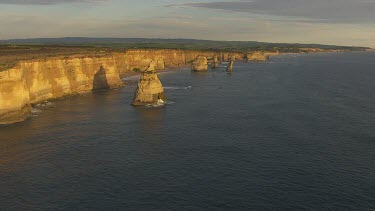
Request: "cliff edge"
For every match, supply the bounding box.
[0,49,277,124]
[0,56,124,124]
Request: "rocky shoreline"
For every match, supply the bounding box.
[0,49,279,124]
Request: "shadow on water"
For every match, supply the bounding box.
[134,106,167,138]
[93,66,109,90]
[134,106,166,123]
[191,71,209,78]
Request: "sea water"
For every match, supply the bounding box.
[1,52,375,210]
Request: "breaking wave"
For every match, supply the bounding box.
[164,86,192,90]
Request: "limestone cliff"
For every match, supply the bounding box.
[0,49,279,124]
[0,56,124,124]
[119,50,226,73]
[132,61,166,106]
[0,73,31,124]
[246,51,279,61]
[191,55,208,72]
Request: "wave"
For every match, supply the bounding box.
[30,108,42,117]
[165,101,175,105]
[122,75,140,81]
[34,101,54,108]
[164,86,192,90]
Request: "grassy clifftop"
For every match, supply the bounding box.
[0,45,114,71]
[0,38,370,71]
[1,37,369,52]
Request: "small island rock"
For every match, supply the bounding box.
[191,55,208,71]
[227,55,235,72]
[132,61,167,106]
[212,55,219,68]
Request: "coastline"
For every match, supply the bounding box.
[0,49,365,125]
[0,49,252,124]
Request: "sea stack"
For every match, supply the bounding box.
[212,55,219,68]
[132,61,166,106]
[191,55,208,71]
[227,55,235,72]
[227,60,234,72]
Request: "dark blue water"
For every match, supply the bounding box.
[1,52,375,210]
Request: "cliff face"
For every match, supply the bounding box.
[120,50,232,73]
[23,57,124,103]
[0,49,277,124]
[0,71,31,124]
[0,56,124,124]
[246,51,279,61]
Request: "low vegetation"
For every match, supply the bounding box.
[0,38,370,71]
[0,45,112,71]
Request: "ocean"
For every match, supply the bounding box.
[1,52,375,210]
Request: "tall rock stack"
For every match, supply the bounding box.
[191,55,208,71]
[132,61,167,106]
[227,55,235,72]
[211,55,219,68]
[227,60,234,72]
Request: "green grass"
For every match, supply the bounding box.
[0,39,370,72]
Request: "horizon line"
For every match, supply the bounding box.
[0,36,371,48]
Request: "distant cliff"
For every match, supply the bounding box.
[0,49,276,124]
[246,51,279,61]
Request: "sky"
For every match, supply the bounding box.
[0,0,374,47]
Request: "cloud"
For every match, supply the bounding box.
[1,12,374,48]
[0,0,109,5]
[0,1,374,48]
[168,0,375,23]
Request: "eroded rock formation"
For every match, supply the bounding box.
[212,55,219,68]
[227,56,235,72]
[0,78,31,124]
[0,49,271,124]
[132,61,166,106]
[0,57,124,124]
[191,55,208,72]
[246,51,279,61]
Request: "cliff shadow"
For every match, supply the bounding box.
[134,106,166,137]
[191,71,209,78]
[93,66,110,90]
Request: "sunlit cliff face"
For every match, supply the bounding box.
[0,0,374,48]
[0,50,248,124]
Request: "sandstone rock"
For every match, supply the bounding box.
[0,50,250,124]
[227,56,235,72]
[246,51,278,61]
[230,54,236,61]
[191,55,208,72]
[0,56,124,124]
[0,77,31,124]
[132,61,166,106]
[212,55,219,68]
[247,52,267,61]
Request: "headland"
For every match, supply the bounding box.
[0,38,370,124]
